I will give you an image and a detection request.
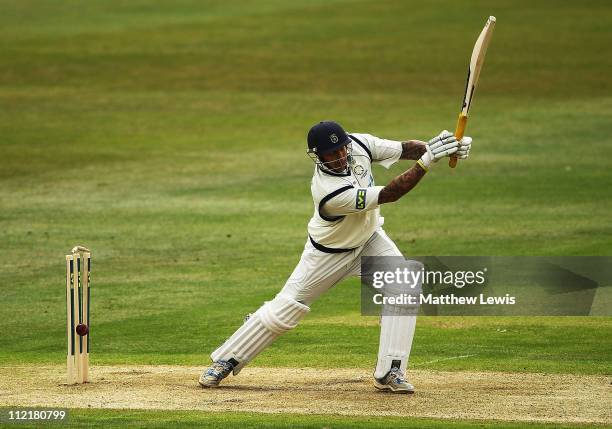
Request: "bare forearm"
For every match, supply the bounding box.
[378,164,427,204]
[400,140,427,160]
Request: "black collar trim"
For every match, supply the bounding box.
[318,165,351,177]
[348,134,372,162]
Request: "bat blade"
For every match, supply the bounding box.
[449,16,496,168]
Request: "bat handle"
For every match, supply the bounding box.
[449,113,467,168]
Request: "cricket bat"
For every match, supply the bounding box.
[449,16,496,168]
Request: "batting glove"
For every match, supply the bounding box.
[417,130,458,171]
[455,136,472,159]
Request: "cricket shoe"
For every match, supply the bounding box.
[199,360,234,388]
[374,367,415,394]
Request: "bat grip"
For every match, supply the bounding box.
[449,113,467,168]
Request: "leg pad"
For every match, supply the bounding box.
[211,294,310,375]
[374,259,422,379]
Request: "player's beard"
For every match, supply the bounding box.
[319,146,352,174]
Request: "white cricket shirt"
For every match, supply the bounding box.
[307,133,402,251]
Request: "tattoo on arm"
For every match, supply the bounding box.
[400,140,427,160]
[378,164,427,204]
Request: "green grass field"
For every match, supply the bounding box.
[1,409,606,429]
[0,0,610,427]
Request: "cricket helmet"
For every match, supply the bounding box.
[307,121,352,157]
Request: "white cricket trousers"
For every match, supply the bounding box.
[280,228,404,304]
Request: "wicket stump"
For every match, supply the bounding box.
[65,245,91,384]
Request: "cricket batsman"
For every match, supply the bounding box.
[200,121,471,393]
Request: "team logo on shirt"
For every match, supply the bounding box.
[330,133,338,143]
[356,189,367,209]
[353,165,365,176]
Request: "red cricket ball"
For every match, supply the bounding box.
[75,324,89,336]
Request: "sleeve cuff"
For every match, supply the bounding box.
[377,140,403,169]
[368,186,385,209]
